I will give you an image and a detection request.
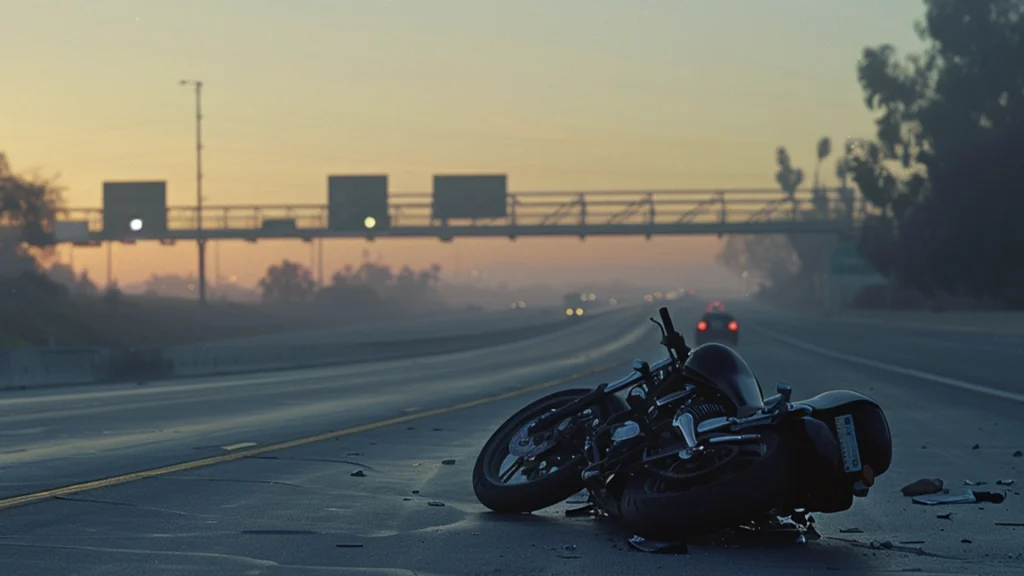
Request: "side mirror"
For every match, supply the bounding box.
[775,382,792,403]
[633,359,651,375]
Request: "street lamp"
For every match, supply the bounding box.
[179,79,207,304]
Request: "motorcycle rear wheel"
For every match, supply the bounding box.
[618,430,790,540]
[473,388,624,514]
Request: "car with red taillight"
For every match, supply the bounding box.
[695,311,739,346]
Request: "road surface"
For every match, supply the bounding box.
[1,303,1022,575]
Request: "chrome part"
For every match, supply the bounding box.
[607,357,674,394]
[696,416,732,434]
[605,371,643,394]
[729,411,775,431]
[610,421,641,443]
[764,382,794,411]
[672,412,699,449]
[633,359,650,374]
[654,385,696,408]
[707,433,761,444]
[776,382,793,402]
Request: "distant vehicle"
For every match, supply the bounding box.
[706,300,727,313]
[695,310,739,346]
[564,292,595,318]
[511,300,527,310]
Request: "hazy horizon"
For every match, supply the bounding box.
[5,0,926,288]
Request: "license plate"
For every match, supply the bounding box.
[835,414,863,473]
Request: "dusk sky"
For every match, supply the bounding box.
[3,0,925,289]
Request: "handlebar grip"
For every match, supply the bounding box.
[658,307,676,335]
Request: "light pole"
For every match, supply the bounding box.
[179,79,207,304]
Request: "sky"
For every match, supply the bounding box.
[2,0,926,289]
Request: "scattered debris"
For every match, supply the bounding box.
[963,480,986,486]
[427,501,445,507]
[901,478,944,497]
[628,535,689,554]
[412,463,421,467]
[995,522,1024,527]
[336,543,364,548]
[839,528,864,534]
[1014,450,1022,458]
[402,498,412,501]
[961,539,972,544]
[346,452,363,456]
[565,504,595,517]
[432,428,443,432]
[441,459,456,466]
[869,540,895,550]
[411,490,420,495]
[563,544,577,552]
[937,513,953,520]
[350,469,366,478]
[972,444,981,450]
[913,490,1006,506]
[406,427,415,431]
[996,479,1015,486]
[900,540,926,545]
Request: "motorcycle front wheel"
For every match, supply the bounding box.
[618,430,790,540]
[473,388,623,514]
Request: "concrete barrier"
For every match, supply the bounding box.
[1,305,631,390]
[0,348,109,390]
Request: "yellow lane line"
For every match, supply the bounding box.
[0,362,620,512]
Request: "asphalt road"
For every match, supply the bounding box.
[2,302,1023,575]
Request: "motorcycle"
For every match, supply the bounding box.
[472,306,892,540]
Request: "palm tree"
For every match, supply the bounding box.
[813,137,832,216]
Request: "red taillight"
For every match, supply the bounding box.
[728,321,738,331]
[697,321,708,331]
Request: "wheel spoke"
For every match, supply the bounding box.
[499,457,525,484]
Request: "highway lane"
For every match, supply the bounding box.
[0,306,653,500]
[2,304,1023,575]
[735,303,1024,399]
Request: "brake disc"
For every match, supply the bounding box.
[508,418,564,459]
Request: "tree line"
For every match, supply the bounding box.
[721,0,1024,309]
[256,259,444,314]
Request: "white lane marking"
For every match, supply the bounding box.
[220,442,258,451]
[754,327,1024,403]
[0,318,654,466]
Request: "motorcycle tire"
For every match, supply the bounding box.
[473,388,626,514]
[618,429,790,540]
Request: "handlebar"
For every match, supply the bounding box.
[657,306,690,360]
[659,307,676,336]
[605,357,675,394]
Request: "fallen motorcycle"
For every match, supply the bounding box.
[472,307,892,540]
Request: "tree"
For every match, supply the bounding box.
[852,0,1024,305]
[775,146,804,218]
[0,153,63,278]
[258,259,317,303]
[812,137,832,216]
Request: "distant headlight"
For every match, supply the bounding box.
[565,308,575,316]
